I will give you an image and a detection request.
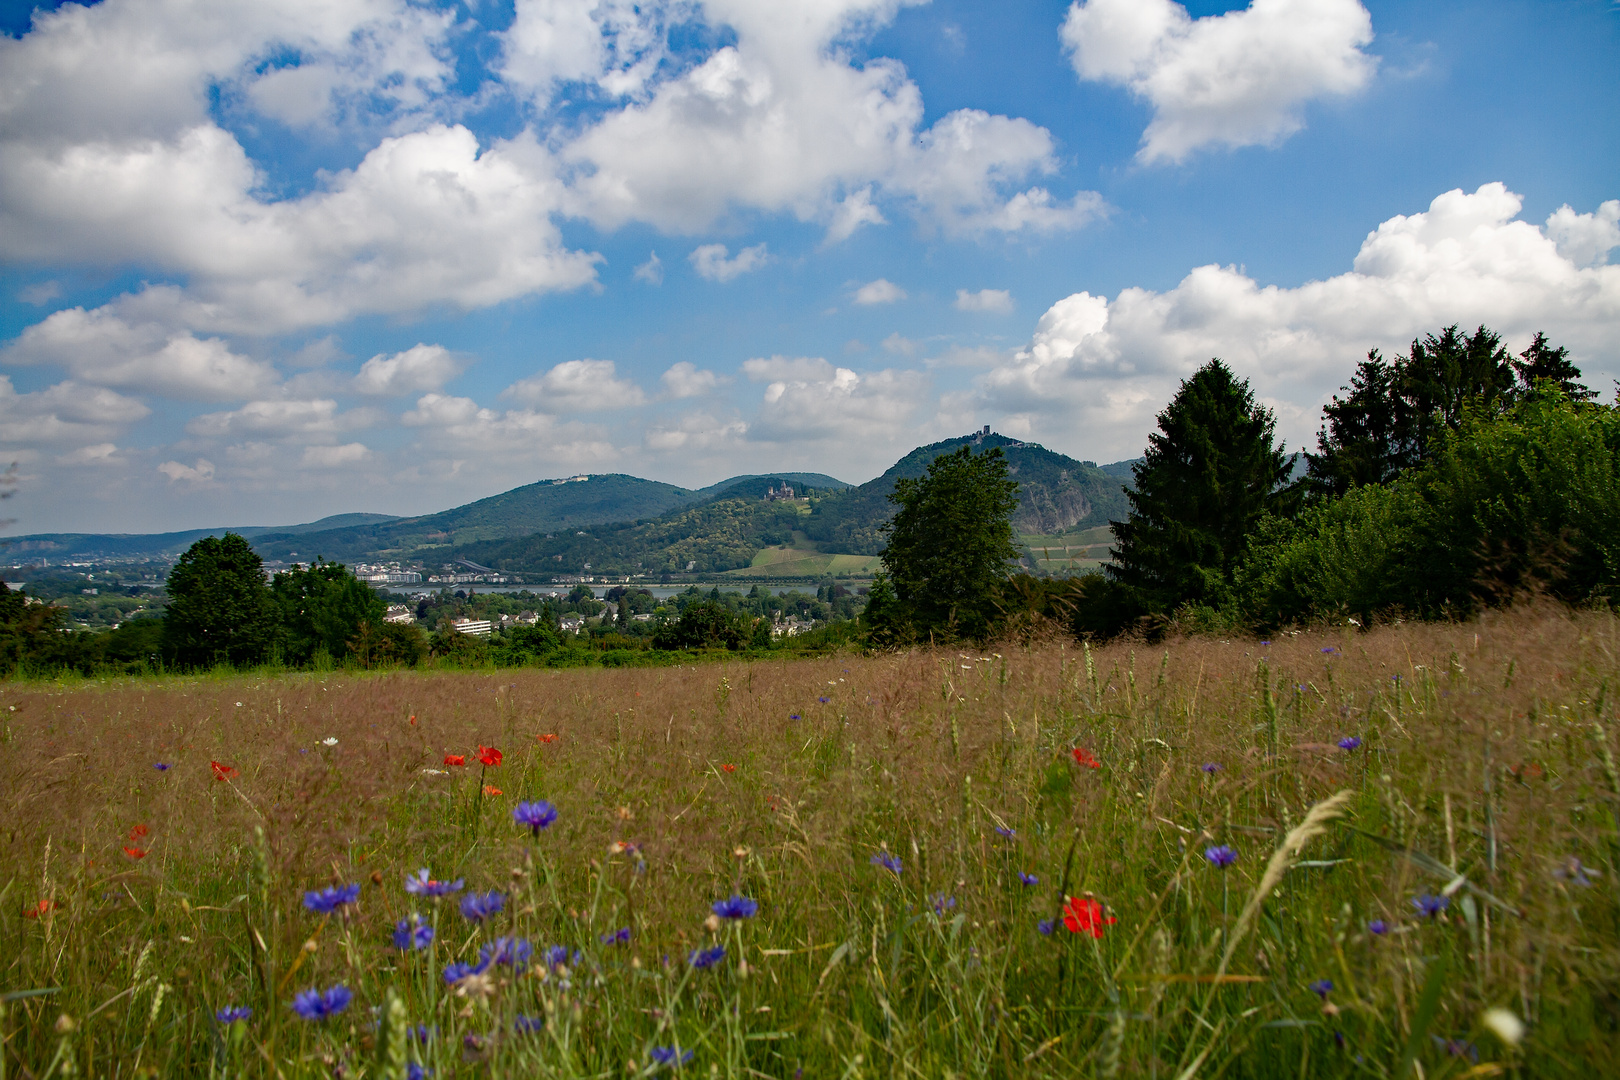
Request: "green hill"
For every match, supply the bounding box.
[695,473,851,498]
[801,433,1131,555]
[3,513,401,560]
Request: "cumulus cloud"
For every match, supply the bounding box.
[186,398,375,439]
[402,392,620,464]
[660,361,721,399]
[1061,0,1377,164]
[644,411,748,452]
[17,281,61,305]
[158,458,216,484]
[58,443,123,467]
[689,243,769,282]
[633,250,664,285]
[955,288,1014,313]
[741,355,931,446]
[302,442,371,467]
[503,358,647,411]
[978,183,1620,457]
[0,377,150,448]
[352,343,462,396]
[1546,199,1620,268]
[854,279,906,305]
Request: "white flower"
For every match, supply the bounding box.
[1481,1007,1524,1047]
[321,737,338,746]
[421,768,448,776]
[235,702,243,707]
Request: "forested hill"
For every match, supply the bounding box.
[801,434,1133,554]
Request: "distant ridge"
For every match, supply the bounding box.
[2,513,400,560]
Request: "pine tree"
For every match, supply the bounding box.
[880,444,1021,640]
[1110,360,1293,614]
[1513,332,1595,400]
[1305,351,1404,498]
[163,533,276,668]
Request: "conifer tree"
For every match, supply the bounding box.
[163,533,276,668]
[1110,360,1293,614]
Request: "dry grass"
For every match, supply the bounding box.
[2,605,1618,1077]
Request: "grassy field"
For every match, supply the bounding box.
[1021,524,1115,575]
[737,533,884,578]
[2,607,1618,1077]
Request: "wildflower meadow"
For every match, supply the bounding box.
[2,606,1618,1077]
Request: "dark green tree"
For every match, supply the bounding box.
[1110,360,1293,614]
[269,558,385,666]
[1305,351,1404,498]
[879,444,1021,640]
[163,533,276,668]
[0,580,64,673]
[1513,332,1595,400]
[652,601,743,650]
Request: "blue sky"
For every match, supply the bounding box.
[1,0,1616,533]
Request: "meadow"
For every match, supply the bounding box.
[1,607,1616,1078]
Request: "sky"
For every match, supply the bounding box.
[1,0,1617,535]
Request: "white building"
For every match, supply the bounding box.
[384,604,415,624]
[450,617,492,636]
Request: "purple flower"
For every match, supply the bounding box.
[1309,979,1333,999]
[870,852,902,875]
[1204,845,1238,869]
[302,883,360,914]
[994,825,1016,838]
[1413,894,1449,919]
[459,890,504,922]
[1260,641,1271,647]
[688,945,726,970]
[1337,736,1362,751]
[789,714,801,720]
[215,1006,251,1023]
[290,985,351,1021]
[393,914,434,951]
[512,800,559,836]
[443,958,491,984]
[1036,919,1054,936]
[1200,762,1221,774]
[405,869,464,897]
[408,1065,429,1080]
[543,945,578,968]
[153,763,170,771]
[818,696,830,704]
[1554,857,1596,887]
[1018,872,1038,887]
[600,927,632,945]
[514,1015,545,1034]
[650,1046,694,1068]
[1321,647,1337,654]
[479,936,532,968]
[712,895,758,920]
[1367,919,1390,936]
[930,893,956,915]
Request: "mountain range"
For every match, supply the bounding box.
[5,436,1140,577]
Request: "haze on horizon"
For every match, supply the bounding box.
[1,0,1616,535]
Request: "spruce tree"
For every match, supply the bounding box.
[163,533,276,668]
[1110,360,1293,614]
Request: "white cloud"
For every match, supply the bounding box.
[881,332,919,357]
[1061,0,1377,164]
[0,377,150,448]
[186,398,376,439]
[689,243,769,282]
[3,307,279,400]
[854,278,906,305]
[158,458,216,484]
[979,183,1620,457]
[660,361,721,399]
[58,443,123,467]
[503,358,647,411]
[18,281,62,305]
[643,410,748,452]
[352,343,462,396]
[402,392,620,464]
[1546,199,1620,268]
[634,250,664,285]
[955,288,1014,313]
[302,442,371,467]
[741,354,931,447]
[500,0,673,105]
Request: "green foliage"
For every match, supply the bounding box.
[652,600,746,650]
[269,559,386,666]
[162,532,276,668]
[880,445,1021,641]
[1110,360,1294,616]
[0,579,65,672]
[490,624,564,667]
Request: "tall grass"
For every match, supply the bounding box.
[1,606,1616,1077]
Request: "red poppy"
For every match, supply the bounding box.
[721,763,736,773]
[129,823,150,840]
[124,846,148,860]
[538,733,558,744]
[409,715,417,726]
[210,760,239,781]
[478,746,502,767]
[1071,748,1101,769]
[444,754,466,766]
[1062,896,1116,937]
[483,785,502,797]
[23,899,54,919]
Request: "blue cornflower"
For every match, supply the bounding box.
[789,714,801,720]
[1367,919,1390,936]
[1413,894,1449,919]
[1260,641,1271,647]
[1204,845,1238,869]
[930,893,956,915]
[512,800,559,836]
[514,1015,545,1034]
[302,883,360,914]
[442,958,491,984]
[1321,647,1337,654]
[393,914,434,951]
[1018,872,1039,887]
[650,1046,694,1068]
[409,1025,434,1044]
[1037,919,1055,936]
[480,937,532,968]
[153,763,170,771]
[1338,736,1362,751]
[712,895,758,920]
[818,696,830,704]
[600,927,632,945]
[290,985,351,1021]
[459,890,504,922]
[994,825,1016,838]
[405,869,464,897]
[544,945,571,967]
[1309,979,1334,999]
[688,945,726,970]
[407,1064,430,1080]
[870,852,902,875]
[1201,762,1221,774]
[215,1006,251,1024]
